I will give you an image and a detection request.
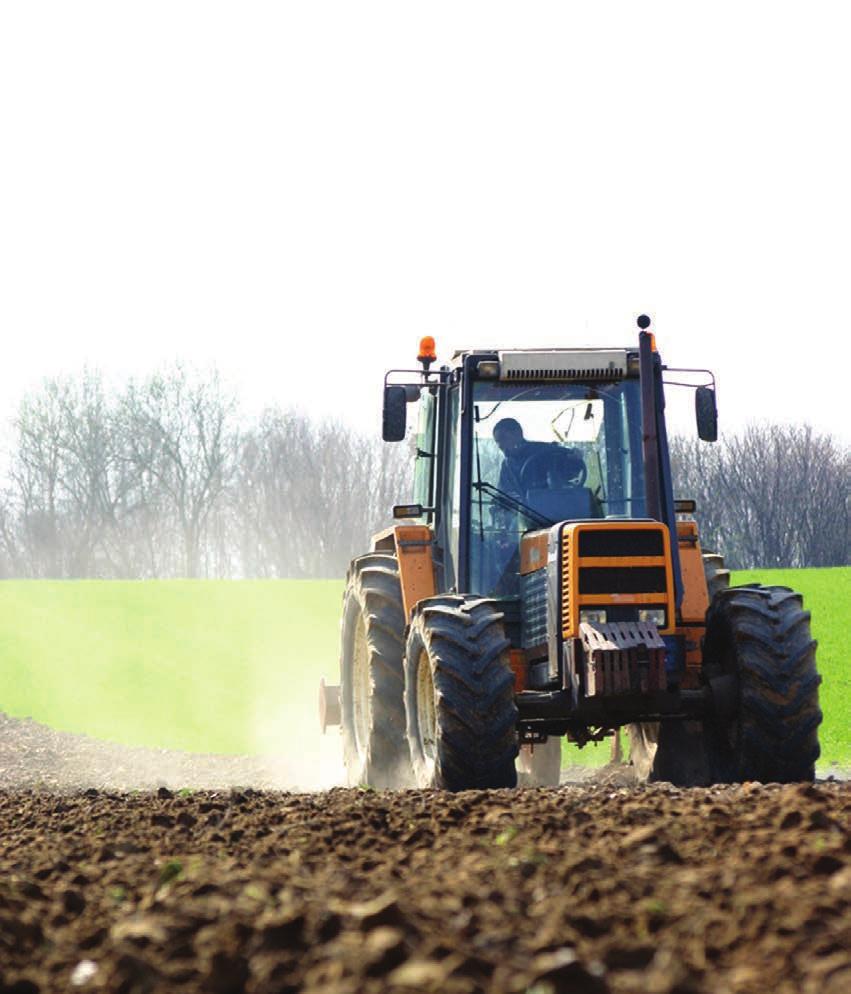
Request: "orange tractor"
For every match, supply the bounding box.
[320,318,821,789]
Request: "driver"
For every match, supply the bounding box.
[493,418,556,496]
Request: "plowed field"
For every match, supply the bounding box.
[2,776,849,994]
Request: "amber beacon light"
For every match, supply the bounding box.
[418,335,437,371]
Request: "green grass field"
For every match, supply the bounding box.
[0,580,345,756]
[0,568,848,767]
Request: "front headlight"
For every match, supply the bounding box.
[638,608,666,627]
[579,609,607,625]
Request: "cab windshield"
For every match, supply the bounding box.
[470,378,646,596]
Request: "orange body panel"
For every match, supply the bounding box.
[392,524,437,620]
[576,556,666,568]
[520,531,549,575]
[371,525,397,554]
[676,520,709,686]
[677,521,710,622]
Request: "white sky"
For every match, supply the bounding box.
[1,1,849,442]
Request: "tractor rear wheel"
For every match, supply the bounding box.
[703,585,821,783]
[340,554,411,788]
[405,595,518,790]
[628,550,732,784]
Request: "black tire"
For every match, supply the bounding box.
[703,585,821,783]
[405,595,519,790]
[517,738,562,787]
[628,551,733,784]
[340,554,411,788]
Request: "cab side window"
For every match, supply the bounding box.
[412,391,436,510]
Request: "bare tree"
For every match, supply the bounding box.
[119,366,239,578]
[53,371,132,577]
[10,379,67,576]
[672,424,849,569]
[234,409,410,578]
[0,487,23,578]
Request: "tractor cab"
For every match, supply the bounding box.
[383,330,711,605]
[441,364,644,597]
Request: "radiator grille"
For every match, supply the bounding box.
[578,528,664,558]
[579,566,668,595]
[520,568,548,648]
[560,530,571,635]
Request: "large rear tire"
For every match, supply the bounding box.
[703,584,821,783]
[340,554,411,788]
[628,550,732,784]
[405,595,518,791]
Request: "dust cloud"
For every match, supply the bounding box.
[247,679,345,791]
[0,705,344,793]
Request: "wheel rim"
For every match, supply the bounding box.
[416,648,437,768]
[352,613,371,757]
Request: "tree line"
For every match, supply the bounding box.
[670,426,848,569]
[0,367,407,579]
[0,368,846,577]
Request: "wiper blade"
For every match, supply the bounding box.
[472,481,554,528]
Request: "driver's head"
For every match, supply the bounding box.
[493,418,525,455]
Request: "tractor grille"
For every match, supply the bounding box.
[578,528,664,558]
[577,526,668,598]
[579,566,668,595]
[560,530,571,636]
[559,523,672,638]
[521,568,548,649]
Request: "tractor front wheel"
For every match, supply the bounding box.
[703,585,821,783]
[405,596,518,790]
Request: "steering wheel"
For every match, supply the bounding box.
[519,448,587,491]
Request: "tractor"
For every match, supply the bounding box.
[319,317,822,789]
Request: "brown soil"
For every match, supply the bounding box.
[0,713,298,791]
[0,715,848,994]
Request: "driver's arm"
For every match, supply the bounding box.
[498,455,523,496]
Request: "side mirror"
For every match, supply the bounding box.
[695,386,718,442]
[382,386,407,442]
